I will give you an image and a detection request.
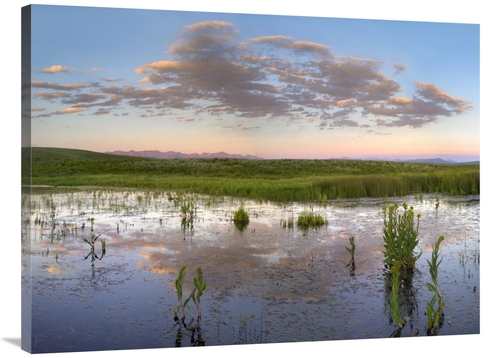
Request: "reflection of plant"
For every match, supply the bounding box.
[83,217,106,269]
[345,235,356,275]
[388,261,404,329]
[382,203,422,271]
[426,236,445,333]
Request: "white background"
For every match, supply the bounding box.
[2,1,496,357]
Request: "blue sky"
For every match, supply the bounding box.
[22,3,480,161]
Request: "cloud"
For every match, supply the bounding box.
[101,78,124,83]
[55,107,84,115]
[34,90,72,101]
[27,80,100,91]
[414,82,472,114]
[91,67,103,72]
[91,109,109,115]
[61,93,108,105]
[41,65,68,74]
[29,21,473,131]
[393,62,410,75]
[25,107,46,112]
[250,35,332,57]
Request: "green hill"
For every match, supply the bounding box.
[24,147,147,163]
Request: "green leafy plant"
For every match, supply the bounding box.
[426,236,445,332]
[171,266,207,324]
[190,267,207,322]
[233,205,250,231]
[382,203,422,271]
[83,217,106,268]
[345,235,356,259]
[171,265,192,324]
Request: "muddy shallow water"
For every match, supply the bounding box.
[21,188,479,353]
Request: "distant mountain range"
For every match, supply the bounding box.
[106,150,478,164]
[334,156,479,164]
[106,150,263,160]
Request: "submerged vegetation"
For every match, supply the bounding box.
[26,147,479,202]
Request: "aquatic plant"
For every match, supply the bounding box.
[296,209,328,229]
[426,236,445,333]
[388,261,404,329]
[180,197,196,234]
[345,235,356,259]
[382,203,422,271]
[171,265,191,324]
[280,215,294,229]
[171,266,206,324]
[190,267,207,322]
[233,205,250,231]
[83,217,106,269]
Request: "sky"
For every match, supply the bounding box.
[22,3,480,162]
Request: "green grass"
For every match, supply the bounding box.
[233,206,250,231]
[296,210,328,229]
[24,147,480,202]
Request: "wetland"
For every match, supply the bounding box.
[21,187,479,353]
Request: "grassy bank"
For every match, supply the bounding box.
[23,147,480,202]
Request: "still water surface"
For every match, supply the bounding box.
[21,189,480,353]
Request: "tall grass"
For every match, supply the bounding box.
[29,147,480,202]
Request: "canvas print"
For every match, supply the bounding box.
[21,4,480,354]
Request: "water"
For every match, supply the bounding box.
[21,188,480,353]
